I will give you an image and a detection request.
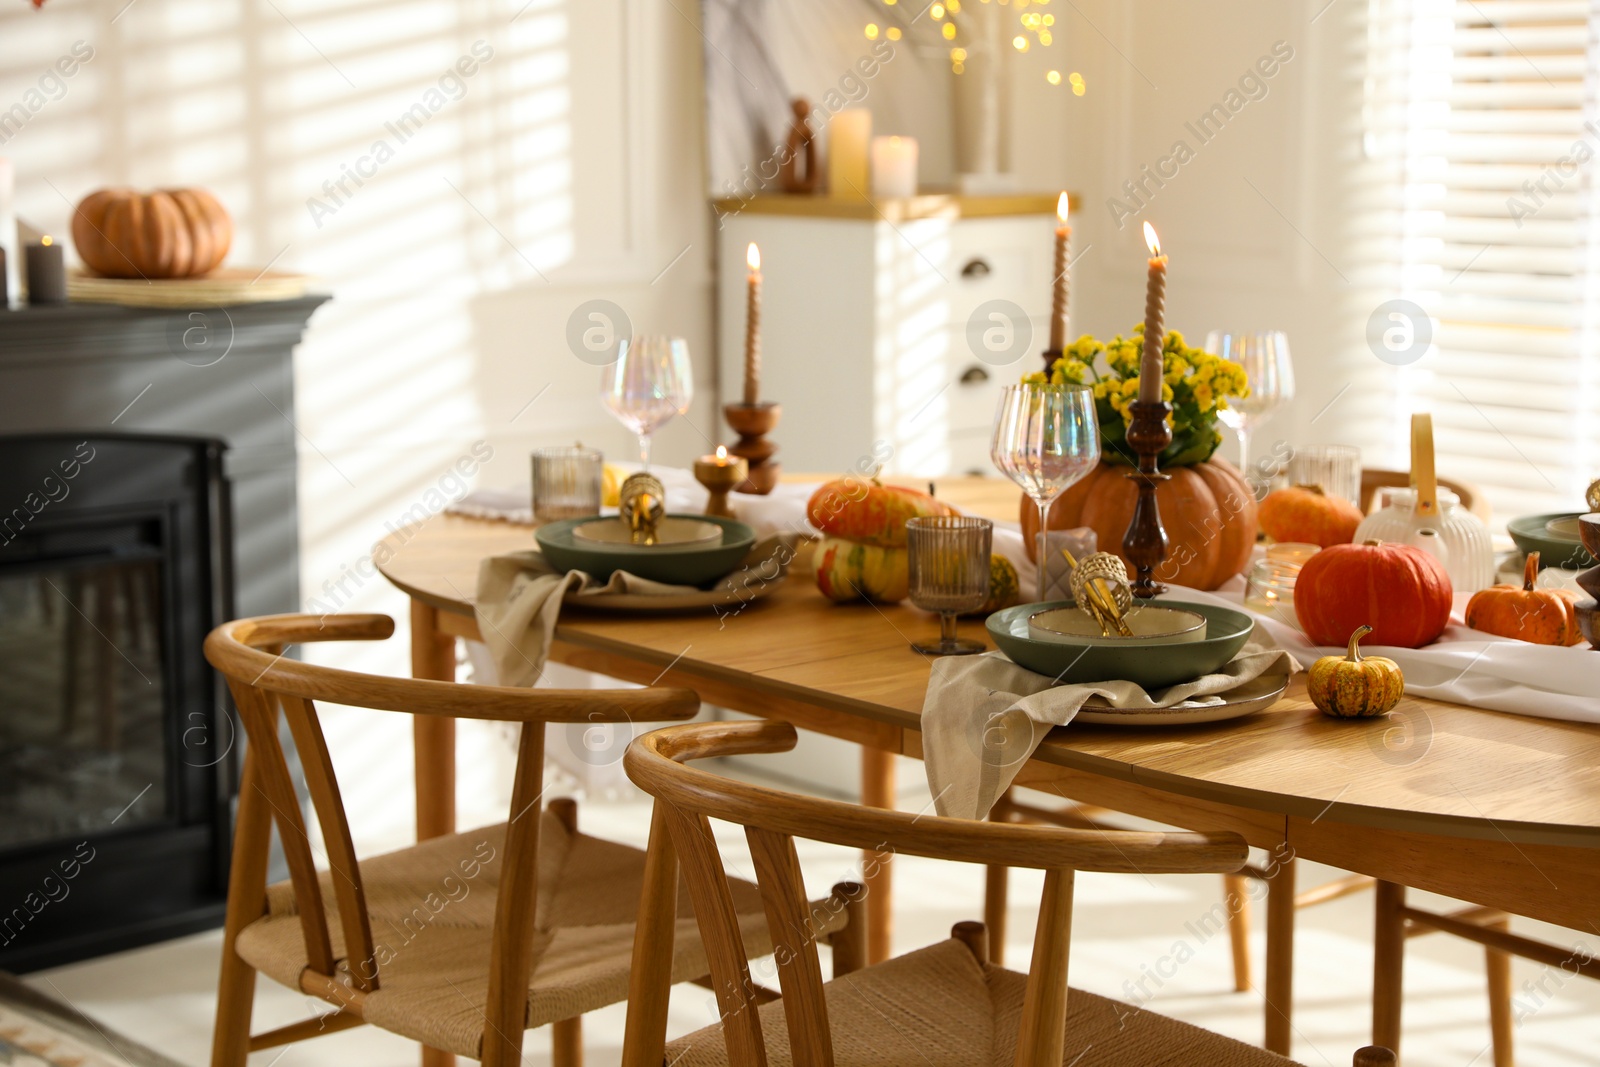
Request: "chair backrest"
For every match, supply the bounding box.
[1360,467,1491,522]
[623,720,1249,1067]
[205,613,698,1021]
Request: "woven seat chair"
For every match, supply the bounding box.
[203,614,865,1067]
[623,720,1400,1067]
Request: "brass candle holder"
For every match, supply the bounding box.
[694,448,749,518]
[1122,399,1174,599]
[723,401,781,495]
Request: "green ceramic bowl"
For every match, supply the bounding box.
[986,599,1256,689]
[536,514,757,586]
[1507,512,1596,570]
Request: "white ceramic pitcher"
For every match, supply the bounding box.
[1353,413,1495,591]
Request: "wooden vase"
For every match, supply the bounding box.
[723,402,781,495]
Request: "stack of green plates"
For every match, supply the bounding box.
[535,514,757,585]
[986,600,1256,688]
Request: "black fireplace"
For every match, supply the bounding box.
[0,433,236,971]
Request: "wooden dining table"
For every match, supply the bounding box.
[375,481,1600,1059]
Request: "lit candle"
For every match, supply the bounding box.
[742,242,761,406]
[1049,192,1071,351]
[828,109,872,200]
[26,234,66,306]
[869,135,918,199]
[714,444,731,466]
[1139,221,1167,404]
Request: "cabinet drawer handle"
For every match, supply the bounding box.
[959,365,990,385]
[960,257,992,279]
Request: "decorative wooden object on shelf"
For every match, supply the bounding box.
[1577,514,1600,650]
[1122,399,1173,598]
[694,446,748,518]
[724,401,781,495]
[777,98,819,194]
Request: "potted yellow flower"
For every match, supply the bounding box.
[1020,327,1261,591]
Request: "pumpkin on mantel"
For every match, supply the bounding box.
[72,188,232,279]
[1295,540,1453,648]
[1022,456,1256,591]
[1465,552,1586,646]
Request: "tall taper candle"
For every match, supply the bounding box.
[1139,221,1167,404]
[1049,192,1071,351]
[742,241,762,406]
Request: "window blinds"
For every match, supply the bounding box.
[1361,0,1597,523]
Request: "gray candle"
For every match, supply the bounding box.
[26,235,65,305]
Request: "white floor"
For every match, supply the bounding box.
[29,778,1600,1067]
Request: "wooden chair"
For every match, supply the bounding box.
[203,613,866,1067]
[1373,881,1600,1067]
[623,719,1398,1066]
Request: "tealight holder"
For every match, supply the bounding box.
[694,448,748,518]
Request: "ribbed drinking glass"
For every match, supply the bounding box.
[907,516,993,656]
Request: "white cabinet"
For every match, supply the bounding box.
[714,196,1063,478]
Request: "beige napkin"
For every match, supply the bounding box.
[922,643,1300,820]
[474,533,806,687]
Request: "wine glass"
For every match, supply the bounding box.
[990,384,1100,603]
[906,516,993,656]
[600,335,693,469]
[1205,330,1294,478]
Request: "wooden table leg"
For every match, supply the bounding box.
[860,745,895,964]
[411,600,457,841]
[1484,915,1514,1067]
[409,599,458,1067]
[1372,880,1406,1055]
[1264,856,1296,1056]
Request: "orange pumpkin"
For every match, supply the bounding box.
[1021,457,1257,591]
[807,475,954,549]
[1295,540,1453,648]
[1465,552,1585,646]
[1259,484,1363,548]
[72,188,232,279]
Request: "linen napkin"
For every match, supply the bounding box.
[922,640,1299,820]
[474,533,805,687]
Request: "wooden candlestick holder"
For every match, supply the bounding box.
[723,402,781,495]
[1576,514,1600,650]
[1122,399,1174,599]
[1041,347,1063,375]
[693,453,749,517]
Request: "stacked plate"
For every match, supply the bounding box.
[535,514,756,585]
[1508,513,1596,570]
[986,599,1257,690]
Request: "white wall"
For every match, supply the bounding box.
[1004,0,1383,474]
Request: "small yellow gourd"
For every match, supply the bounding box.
[1308,625,1405,719]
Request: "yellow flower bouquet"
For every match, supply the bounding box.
[1023,326,1249,468]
